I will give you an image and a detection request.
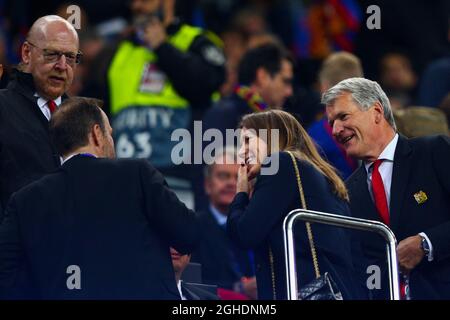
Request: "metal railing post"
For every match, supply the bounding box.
[282,209,400,300]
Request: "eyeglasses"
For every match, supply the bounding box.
[26,41,82,66]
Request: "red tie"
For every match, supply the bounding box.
[47,100,57,114]
[371,159,390,225]
[372,160,407,298]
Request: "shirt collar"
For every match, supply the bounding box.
[177,280,185,300]
[209,204,228,226]
[62,153,97,165]
[34,92,62,108]
[364,133,399,173]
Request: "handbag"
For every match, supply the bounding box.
[287,151,343,300]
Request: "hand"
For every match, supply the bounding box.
[248,177,256,198]
[247,163,261,181]
[397,235,425,274]
[143,17,167,49]
[237,164,249,194]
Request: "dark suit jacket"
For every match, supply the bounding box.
[227,152,362,300]
[202,93,251,139]
[0,70,62,217]
[181,282,219,300]
[191,208,254,289]
[346,135,450,299]
[0,155,200,299]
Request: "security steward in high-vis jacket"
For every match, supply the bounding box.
[100,0,225,207]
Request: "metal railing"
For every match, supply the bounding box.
[283,209,400,300]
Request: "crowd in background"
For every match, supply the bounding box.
[0,0,449,300]
[1,1,449,117]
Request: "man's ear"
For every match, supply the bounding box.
[22,43,31,65]
[92,124,104,147]
[255,67,270,86]
[373,101,385,124]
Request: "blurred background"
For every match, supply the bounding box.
[1,0,449,299]
[1,0,449,121]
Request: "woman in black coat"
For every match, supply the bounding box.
[227,110,363,300]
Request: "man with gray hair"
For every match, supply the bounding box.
[324,77,450,300]
[0,15,80,219]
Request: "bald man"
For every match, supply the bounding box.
[0,15,79,218]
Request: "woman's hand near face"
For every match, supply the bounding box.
[237,164,249,193]
[247,163,261,181]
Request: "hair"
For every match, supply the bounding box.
[49,97,105,156]
[238,43,293,85]
[204,146,238,179]
[319,52,363,87]
[393,106,449,138]
[321,77,397,130]
[239,110,349,201]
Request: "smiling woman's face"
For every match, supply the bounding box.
[238,127,268,173]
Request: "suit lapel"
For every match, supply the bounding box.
[348,166,380,221]
[389,135,413,229]
[205,209,243,278]
[9,75,50,129]
[182,283,201,300]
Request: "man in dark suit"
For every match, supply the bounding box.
[0,15,79,219]
[203,44,294,140]
[324,77,450,299]
[0,97,200,299]
[191,148,256,299]
[171,247,219,300]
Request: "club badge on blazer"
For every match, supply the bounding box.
[414,191,428,204]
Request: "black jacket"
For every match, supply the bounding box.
[202,93,252,139]
[0,71,61,217]
[227,152,362,300]
[0,155,200,299]
[191,208,254,289]
[347,135,450,300]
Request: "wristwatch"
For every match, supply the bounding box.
[420,235,430,257]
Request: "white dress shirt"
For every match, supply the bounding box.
[177,280,187,300]
[209,204,227,227]
[34,93,62,121]
[364,133,433,261]
[364,134,398,208]
[61,153,97,165]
